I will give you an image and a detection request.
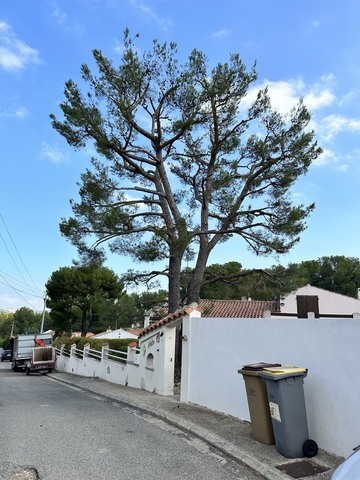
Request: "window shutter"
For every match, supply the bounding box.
[296,295,319,318]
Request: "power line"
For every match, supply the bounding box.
[0,272,42,310]
[0,213,42,295]
[0,213,44,310]
[0,270,43,297]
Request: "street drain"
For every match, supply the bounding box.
[276,460,328,478]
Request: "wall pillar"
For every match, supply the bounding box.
[180,309,201,402]
[156,326,176,395]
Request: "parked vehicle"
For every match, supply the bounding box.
[1,350,12,362]
[11,333,55,374]
[332,445,360,479]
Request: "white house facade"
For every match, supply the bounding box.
[92,327,140,340]
[280,284,360,316]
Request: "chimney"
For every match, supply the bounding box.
[144,311,151,328]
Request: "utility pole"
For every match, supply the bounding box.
[10,319,15,338]
[40,293,47,333]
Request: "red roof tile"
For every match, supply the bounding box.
[199,299,279,318]
[125,327,144,336]
[139,300,279,338]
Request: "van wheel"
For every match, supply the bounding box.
[25,367,30,376]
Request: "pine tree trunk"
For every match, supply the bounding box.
[187,246,210,305]
[167,254,182,314]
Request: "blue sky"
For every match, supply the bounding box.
[1,0,360,311]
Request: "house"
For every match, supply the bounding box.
[91,327,142,340]
[279,284,360,317]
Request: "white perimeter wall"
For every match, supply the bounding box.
[55,324,177,397]
[183,316,360,458]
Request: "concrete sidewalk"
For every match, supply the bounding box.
[48,371,342,480]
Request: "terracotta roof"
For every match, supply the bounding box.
[125,327,144,336]
[199,299,280,318]
[139,300,279,338]
[71,332,95,338]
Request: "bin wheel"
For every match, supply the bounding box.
[303,439,318,457]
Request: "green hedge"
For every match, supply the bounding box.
[54,336,138,352]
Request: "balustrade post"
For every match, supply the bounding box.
[83,343,90,358]
[101,343,109,361]
[127,341,138,363]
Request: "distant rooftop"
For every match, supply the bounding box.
[140,299,280,338]
[199,299,280,318]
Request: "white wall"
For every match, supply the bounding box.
[55,322,177,397]
[281,285,360,315]
[55,346,144,389]
[181,315,360,458]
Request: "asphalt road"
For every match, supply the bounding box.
[0,363,264,480]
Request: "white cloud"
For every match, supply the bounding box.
[0,104,29,119]
[338,90,358,108]
[211,29,229,39]
[52,4,68,25]
[244,74,335,115]
[337,163,349,172]
[264,79,305,113]
[40,142,68,165]
[310,148,356,172]
[128,0,172,31]
[303,74,336,110]
[0,292,21,308]
[242,78,303,115]
[319,114,360,141]
[113,38,141,57]
[51,4,85,37]
[241,38,261,51]
[304,90,335,110]
[14,106,29,118]
[291,190,310,205]
[0,21,41,72]
[114,40,125,56]
[313,148,336,167]
[240,74,360,171]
